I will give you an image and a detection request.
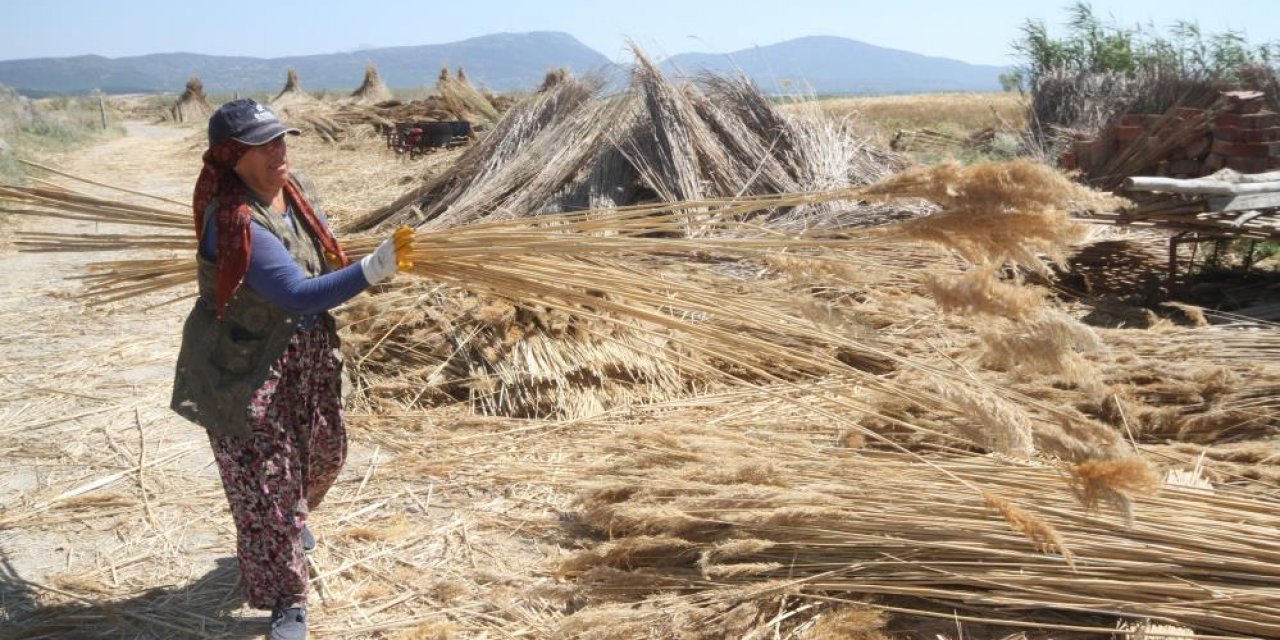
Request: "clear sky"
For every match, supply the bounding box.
[2,0,1278,66]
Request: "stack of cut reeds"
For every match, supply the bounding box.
[269,67,318,109]
[167,76,213,124]
[347,63,394,105]
[347,47,905,234]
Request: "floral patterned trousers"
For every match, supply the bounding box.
[208,325,347,610]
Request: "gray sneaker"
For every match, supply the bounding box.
[269,606,307,640]
[301,525,316,553]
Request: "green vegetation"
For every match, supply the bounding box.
[1009,2,1280,90]
[0,85,124,184]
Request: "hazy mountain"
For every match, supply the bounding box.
[661,36,1008,94]
[0,32,613,95]
[0,33,1009,97]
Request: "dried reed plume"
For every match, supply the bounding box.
[1068,456,1160,522]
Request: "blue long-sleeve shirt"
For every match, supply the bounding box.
[199,207,368,318]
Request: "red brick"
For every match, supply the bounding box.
[1073,140,1093,168]
[1215,112,1280,129]
[1210,140,1280,157]
[1212,126,1280,143]
[1059,150,1077,171]
[1112,125,1145,142]
[1118,113,1146,127]
[1097,141,1115,158]
[1235,100,1266,115]
[1183,134,1212,158]
[1175,106,1205,120]
[1212,126,1242,142]
[1239,128,1279,143]
[1203,153,1226,172]
[1225,156,1272,173]
[1085,138,1111,165]
[1242,113,1278,129]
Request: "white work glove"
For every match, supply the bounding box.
[360,226,414,285]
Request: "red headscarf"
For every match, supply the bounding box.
[192,139,349,318]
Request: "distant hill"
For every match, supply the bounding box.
[0,32,613,95]
[0,33,1010,97]
[662,36,1009,94]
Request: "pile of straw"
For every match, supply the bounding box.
[549,421,1280,638]
[7,143,1280,637]
[340,282,695,419]
[167,76,212,124]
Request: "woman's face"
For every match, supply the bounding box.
[234,136,290,195]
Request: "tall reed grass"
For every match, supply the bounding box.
[0,86,123,184]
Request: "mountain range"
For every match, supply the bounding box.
[0,32,1009,96]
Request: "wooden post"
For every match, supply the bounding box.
[98,95,108,130]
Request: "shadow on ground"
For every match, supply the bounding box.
[0,551,263,639]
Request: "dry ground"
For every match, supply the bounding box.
[0,121,553,638]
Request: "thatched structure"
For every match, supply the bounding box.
[269,67,317,109]
[348,63,393,105]
[168,76,212,123]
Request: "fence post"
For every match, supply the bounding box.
[98,95,108,130]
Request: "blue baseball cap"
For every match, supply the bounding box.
[207,98,301,147]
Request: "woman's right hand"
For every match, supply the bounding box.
[360,227,415,285]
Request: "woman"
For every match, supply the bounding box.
[171,99,412,640]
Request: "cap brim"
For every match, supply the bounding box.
[232,122,302,146]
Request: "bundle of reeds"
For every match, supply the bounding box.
[348,63,394,105]
[269,67,318,109]
[167,76,212,124]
